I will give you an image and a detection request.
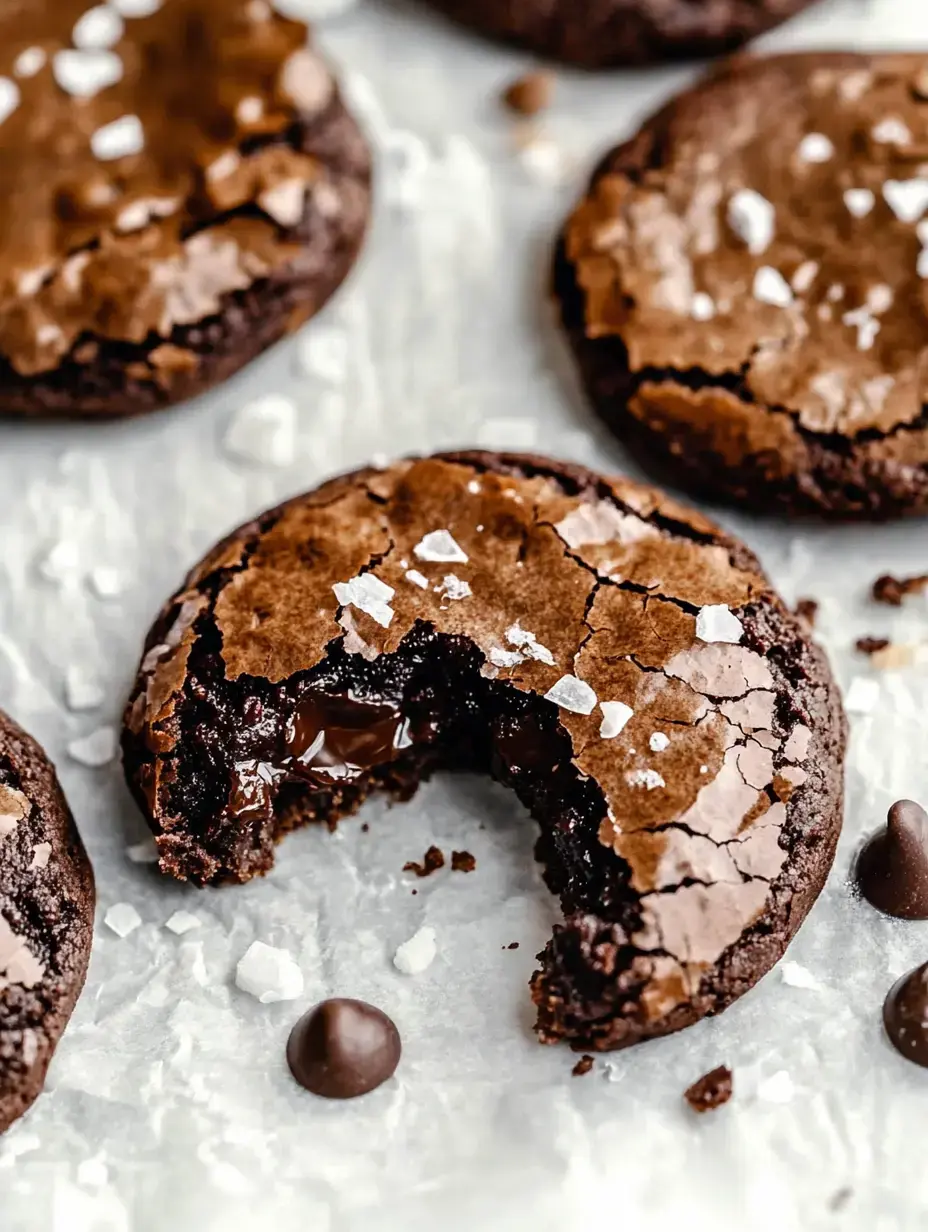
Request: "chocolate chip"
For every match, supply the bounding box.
[856,636,890,656]
[684,1065,733,1112]
[872,573,928,606]
[502,71,554,116]
[507,941,519,950]
[855,800,928,919]
[884,964,928,1067]
[572,1054,594,1076]
[451,849,476,872]
[403,845,445,877]
[286,998,401,1099]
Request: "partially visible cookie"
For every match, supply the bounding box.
[123,451,845,1053]
[0,0,371,419]
[556,53,928,519]
[423,0,817,68]
[0,712,94,1133]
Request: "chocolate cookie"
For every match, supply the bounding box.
[123,452,845,1051]
[556,53,928,519]
[423,0,816,68]
[0,0,370,419]
[0,711,94,1132]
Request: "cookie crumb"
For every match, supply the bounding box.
[361,823,369,833]
[795,597,819,626]
[451,850,476,873]
[403,845,445,877]
[506,942,519,950]
[872,572,928,605]
[572,1055,594,1077]
[502,70,554,116]
[856,636,890,656]
[684,1065,733,1112]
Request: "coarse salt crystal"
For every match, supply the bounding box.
[405,569,429,590]
[393,926,437,975]
[91,114,144,160]
[68,726,117,768]
[235,941,303,1003]
[797,132,834,163]
[695,604,744,644]
[53,49,123,98]
[489,647,523,668]
[727,189,775,254]
[544,675,597,716]
[436,574,471,601]
[649,732,670,752]
[73,6,125,49]
[29,843,51,870]
[779,961,820,989]
[872,116,913,145]
[883,179,928,223]
[110,0,163,15]
[0,78,20,125]
[104,902,141,938]
[753,266,793,308]
[599,701,634,739]
[224,394,296,468]
[165,911,201,936]
[690,292,715,321]
[844,188,875,218]
[126,839,159,864]
[333,573,395,628]
[13,48,46,78]
[626,769,665,791]
[506,623,555,666]
[413,530,468,564]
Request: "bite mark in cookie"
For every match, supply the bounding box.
[0,0,370,418]
[123,452,845,1051]
[0,712,94,1132]
[556,53,928,519]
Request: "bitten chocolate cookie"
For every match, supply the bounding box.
[123,452,845,1051]
[0,0,370,419]
[556,53,928,519]
[423,0,816,68]
[0,711,94,1132]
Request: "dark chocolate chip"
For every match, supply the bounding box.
[404,845,445,877]
[287,998,401,1099]
[872,573,928,606]
[451,850,476,873]
[884,964,928,1067]
[855,800,928,919]
[684,1065,733,1113]
[856,636,890,656]
[572,1055,594,1077]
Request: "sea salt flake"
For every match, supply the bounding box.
[236,941,303,1003]
[165,911,201,936]
[599,701,634,739]
[295,325,347,383]
[90,566,123,597]
[844,188,875,218]
[545,675,597,715]
[110,0,163,15]
[393,926,437,975]
[757,1070,795,1104]
[73,6,125,49]
[333,573,395,628]
[695,604,744,644]
[13,48,46,78]
[626,769,665,791]
[236,95,264,125]
[842,304,880,351]
[797,132,834,163]
[883,179,928,223]
[405,569,429,590]
[29,843,51,870]
[65,666,105,712]
[845,676,879,714]
[224,394,296,467]
[872,116,913,145]
[436,574,471,601]
[0,78,20,125]
[413,530,468,564]
[690,292,716,321]
[780,961,820,990]
[126,839,159,864]
[649,732,670,752]
[753,266,793,308]
[68,726,117,767]
[91,113,144,160]
[53,49,123,98]
[104,902,141,938]
[791,260,819,294]
[489,647,524,668]
[258,178,306,226]
[727,189,775,254]
[506,622,555,665]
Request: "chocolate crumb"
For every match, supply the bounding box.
[856,636,890,656]
[872,573,928,606]
[572,1055,594,1077]
[451,850,476,873]
[508,942,520,950]
[795,598,819,626]
[684,1065,733,1113]
[502,71,554,116]
[361,823,369,833]
[403,845,445,877]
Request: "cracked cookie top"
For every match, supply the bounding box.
[566,53,928,440]
[125,453,829,1027]
[0,0,354,377]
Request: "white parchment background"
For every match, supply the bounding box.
[2,0,928,1228]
